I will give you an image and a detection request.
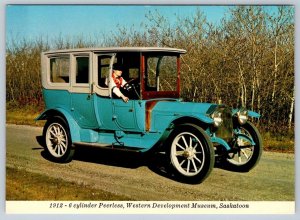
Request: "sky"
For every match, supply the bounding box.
[6,5,230,43]
[6,4,285,46]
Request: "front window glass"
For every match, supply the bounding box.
[50,56,70,83]
[145,55,177,91]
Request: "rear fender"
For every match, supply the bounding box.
[36,108,81,142]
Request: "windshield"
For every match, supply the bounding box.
[145,55,178,92]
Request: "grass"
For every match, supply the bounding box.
[6,105,45,127]
[263,132,294,153]
[6,167,131,201]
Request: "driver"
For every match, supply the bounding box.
[109,64,129,103]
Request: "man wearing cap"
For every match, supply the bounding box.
[109,64,129,103]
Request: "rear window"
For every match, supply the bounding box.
[50,56,70,83]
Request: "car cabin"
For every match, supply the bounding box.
[41,47,187,100]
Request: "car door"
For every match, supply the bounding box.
[112,99,137,130]
[110,53,142,131]
[93,52,144,132]
[70,52,99,128]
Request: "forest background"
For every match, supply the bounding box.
[6,6,295,153]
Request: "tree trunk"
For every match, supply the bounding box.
[272,40,278,102]
[288,86,295,129]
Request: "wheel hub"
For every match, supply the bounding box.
[53,135,63,145]
[183,147,195,160]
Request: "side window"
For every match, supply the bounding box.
[76,56,89,84]
[98,55,112,88]
[158,56,177,91]
[146,57,158,89]
[50,57,70,83]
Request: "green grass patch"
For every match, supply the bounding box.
[6,104,45,126]
[6,167,132,201]
[262,131,294,153]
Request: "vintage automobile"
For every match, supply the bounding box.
[36,47,262,183]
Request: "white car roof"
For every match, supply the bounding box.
[43,47,187,55]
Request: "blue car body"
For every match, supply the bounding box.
[37,89,259,152]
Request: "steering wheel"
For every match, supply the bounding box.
[122,78,140,99]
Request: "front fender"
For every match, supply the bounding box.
[232,108,261,118]
[154,114,214,132]
[236,133,256,146]
[248,110,260,118]
[36,108,81,142]
[174,114,214,126]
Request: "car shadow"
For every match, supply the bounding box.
[73,145,147,169]
[36,135,235,183]
[73,145,196,183]
[73,146,184,182]
[36,135,177,179]
[213,156,252,173]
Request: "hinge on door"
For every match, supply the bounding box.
[87,82,95,100]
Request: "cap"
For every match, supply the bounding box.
[113,63,123,71]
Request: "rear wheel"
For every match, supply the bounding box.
[167,124,215,183]
[43,116,75,163]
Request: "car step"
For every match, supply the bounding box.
[73,142,142,152]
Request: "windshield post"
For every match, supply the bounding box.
[177,55,181,95]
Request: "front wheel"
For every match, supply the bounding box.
[43,116,75,163]
[224,122,262,172]
[167,124,215,184]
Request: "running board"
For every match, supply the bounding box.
[73,142,143,152]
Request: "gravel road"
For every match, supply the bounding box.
[6,124,295,201]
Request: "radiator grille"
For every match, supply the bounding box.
[215,107,233,141]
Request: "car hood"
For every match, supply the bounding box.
[147,99,220,123]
